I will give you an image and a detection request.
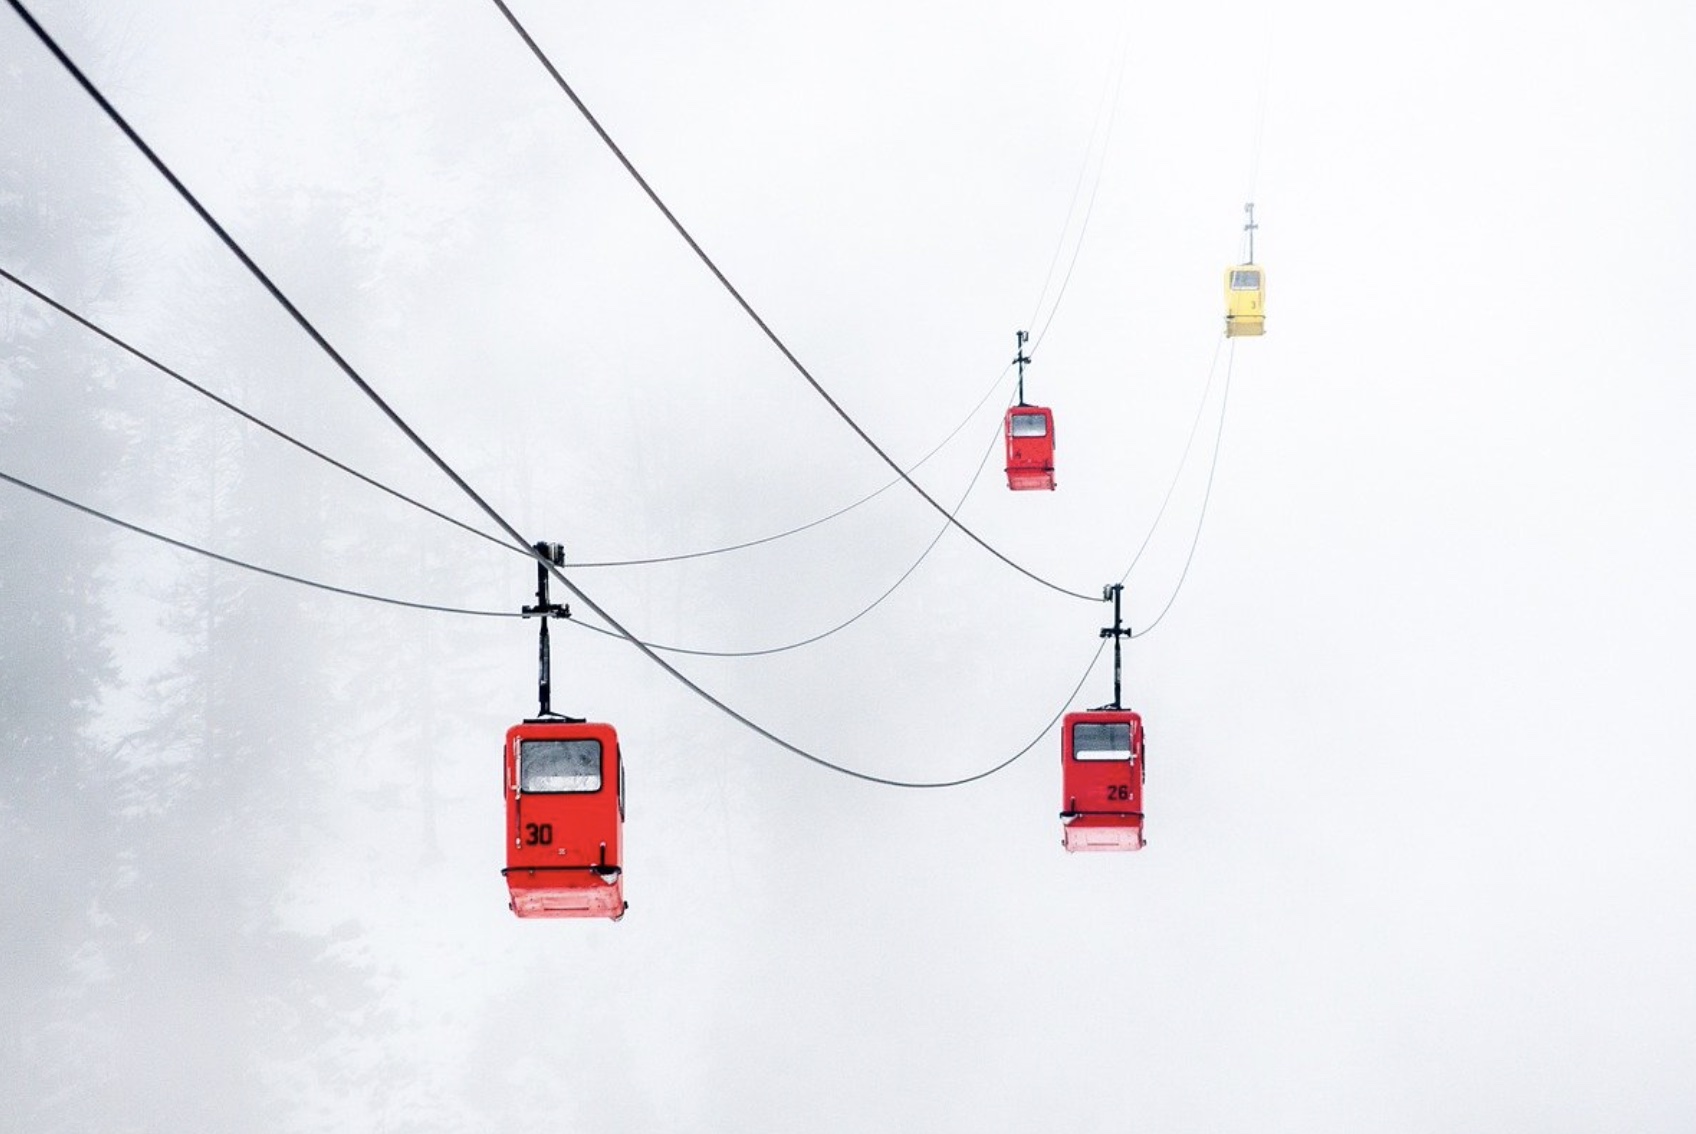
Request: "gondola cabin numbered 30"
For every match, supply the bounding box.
[503,720,625,919]
[1004,405,1056,491]
[1060,710,1145,852]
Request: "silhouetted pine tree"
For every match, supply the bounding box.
[0,10,139,1128]
[95,200,377,1130]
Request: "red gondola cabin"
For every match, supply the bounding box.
[1005,406,1056,491]
[503,719,625,919]
[1060,710,1144,852]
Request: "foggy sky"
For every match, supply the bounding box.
[3,0,1694,1130]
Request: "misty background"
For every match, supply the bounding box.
[3,0,1693,1130]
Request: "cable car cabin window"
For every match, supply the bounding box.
[1011,412,1049,438]
[520,738,603,793]
[1072,721,1133,761]
[1230,269,1262,290]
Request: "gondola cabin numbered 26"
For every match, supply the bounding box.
[1060,710,1145,852]
[503,720,625,919]
[1004,405,1056,491]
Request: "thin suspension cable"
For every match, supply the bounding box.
[1,268,1022,662]
[4,257,1023,661]
[4,258,1009,662]
[1246,17,1274,203]
[5,278,1026,664]
[2,385,973,663]
[0,30,1026,587]
[8,0,1053,788]
[1024,27,1125,339]
[1131,339,1235,638]
[0,263,1010,577]
[3,2,537,564]
[0,265,520,557]
[918,636,1109,789]
[486,0,1097,604]
[568,362,1012,568]
[0,469,518,618]
[1116,335,1225,585]
[1030,25,1131,354]
[5,445,1073,789]
[574,400,1004,657]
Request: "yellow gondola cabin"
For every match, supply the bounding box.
[1224,264,1265,337]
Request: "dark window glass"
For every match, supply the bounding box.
[1231,269,1261,290]
[1073,722,1132,761]
[521,738,602,792]
[1011,412,1048,438]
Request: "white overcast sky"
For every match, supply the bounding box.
[7,0,1696,1128]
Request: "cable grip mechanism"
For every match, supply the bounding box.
[1095,582,1133,711]
[1014,329,1031,406]
[520,542,579,721]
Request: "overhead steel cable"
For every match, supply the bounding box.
[1115,335,1226,585]
[486,0,1099,604]
[1027,24,1132,354]
[2,380,969,659]
[0,261,1009,661]
[919,636,1109,789]
[0,264,519,557]
[7,0,1063,788]
[1025,114,1103,345]
[568,362,1013,568]
[1130,340,1236,639]
[4,255,1010,660]
[0,469,518,618]
[572,397,1005,658]
[1245,17,1274,204]
[5,442,1080,788]
[577,21,1124,568]
[0,262,1010,581]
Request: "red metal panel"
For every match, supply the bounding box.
[1004,406,1056,491]
[506,869,625,919]
[1007,467,1057,491]
[1062,814,1145,852]
[1060,710,1145,853]
[503,720,626,920]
